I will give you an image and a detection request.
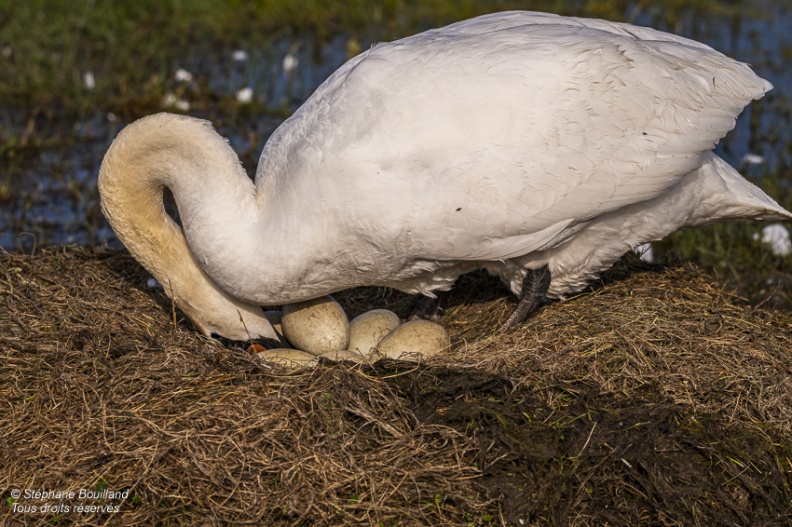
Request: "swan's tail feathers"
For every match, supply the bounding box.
[695,153,792,224]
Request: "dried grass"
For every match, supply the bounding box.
[1,247,790,526]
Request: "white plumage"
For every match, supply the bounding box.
[99,11,792,340]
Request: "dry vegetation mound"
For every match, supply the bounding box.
[1,247,790,526]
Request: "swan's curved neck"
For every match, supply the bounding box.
[98,113,277,341]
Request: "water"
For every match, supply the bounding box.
[0,34,355,251]
[2,4,791,251]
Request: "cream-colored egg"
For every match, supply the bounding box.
[263,310,283,336]
[281,296,350,354]
[348,309,401,356]
[257,348,316,368]
[306,349,367,367]
[375,320,450,360]
[322,349,366,362]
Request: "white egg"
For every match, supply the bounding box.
[257,348,316,368]
[375,320,450,360]
[281,296,350,354]
[348,309,401,356]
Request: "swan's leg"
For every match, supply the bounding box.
[497,264,551,333]
[408,290,450,322]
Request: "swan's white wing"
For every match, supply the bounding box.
[257,12,770,263]
[430,10,716,51]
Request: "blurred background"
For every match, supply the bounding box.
[1,0,790,305]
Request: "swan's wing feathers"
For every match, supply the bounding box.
[258,14,770,262]
[429,11,712,48]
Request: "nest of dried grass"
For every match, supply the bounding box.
[1,246,791,526]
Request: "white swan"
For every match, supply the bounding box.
[99,11,792,340]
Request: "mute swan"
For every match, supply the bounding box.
[99,11,792,341]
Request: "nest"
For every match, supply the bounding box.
[1,247,791,526]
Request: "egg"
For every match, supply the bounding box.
[375,320,450,360]
[281,296,350,354]
[324,349,367,361]
[348,309,401,356]
[306,349,367,367]
[257,348,317,368]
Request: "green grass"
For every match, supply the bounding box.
[659,221,792,307]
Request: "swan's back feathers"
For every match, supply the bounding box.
[255,11,771,263]
[431,11,729,55]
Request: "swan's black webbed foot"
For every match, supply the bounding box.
[497,264,551,333]
[408,290,450,322]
